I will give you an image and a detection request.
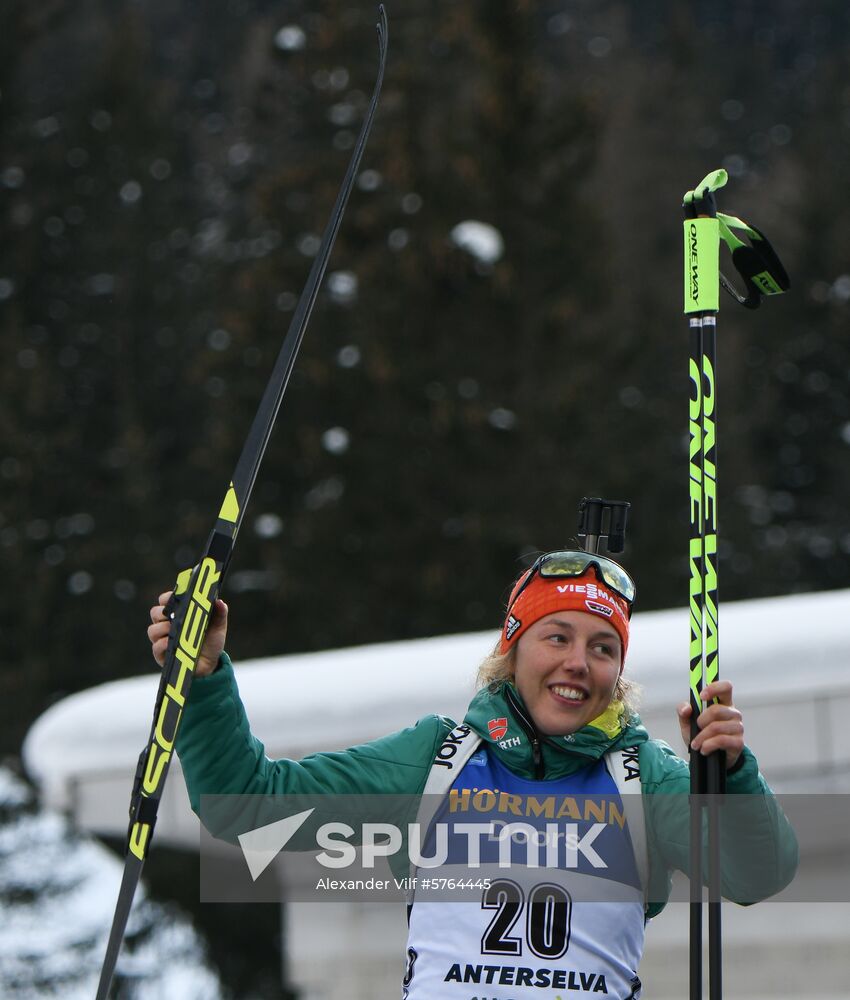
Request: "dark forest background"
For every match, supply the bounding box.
[3,0,850,758]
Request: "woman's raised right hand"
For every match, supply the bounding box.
[147,591,229,677]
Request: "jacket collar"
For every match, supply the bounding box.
[463,681,647,780]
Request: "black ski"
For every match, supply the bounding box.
[95,8,388,997]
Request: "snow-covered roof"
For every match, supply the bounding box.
[22,589,850,845]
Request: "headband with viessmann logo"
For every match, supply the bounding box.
[499,559,632,660]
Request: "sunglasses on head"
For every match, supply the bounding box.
[508,549,636,616]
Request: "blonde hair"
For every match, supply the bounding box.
[476,642,641,720]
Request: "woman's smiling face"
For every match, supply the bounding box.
[513,610,623,736]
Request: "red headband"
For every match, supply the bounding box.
[499,567,630,660]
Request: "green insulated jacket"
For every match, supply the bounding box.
[176,653,798,916]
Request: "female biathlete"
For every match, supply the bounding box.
[147,549,797,999]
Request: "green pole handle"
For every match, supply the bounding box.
[683,218,720,314]
[682,168,726,315]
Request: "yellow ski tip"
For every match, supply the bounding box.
[218,482,240,523]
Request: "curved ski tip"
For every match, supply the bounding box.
[377,4,388,44]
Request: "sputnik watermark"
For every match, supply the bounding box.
[199,791,827,905]
[237,810,608,882]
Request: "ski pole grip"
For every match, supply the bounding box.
[690,168,728,197]
[683,168,728,214]
[683,218,720,314]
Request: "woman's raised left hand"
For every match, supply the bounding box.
[677,679,744,770]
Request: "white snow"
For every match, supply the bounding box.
[0,767,31,808]
[450,220,504,263]
[274,25,306,51]
[0,766,223,999]
[321,426,350,454]
[327,269,358,304]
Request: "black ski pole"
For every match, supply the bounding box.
[684,168,725,1000]
[682,168,790,1000]
[95,9,388,998]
